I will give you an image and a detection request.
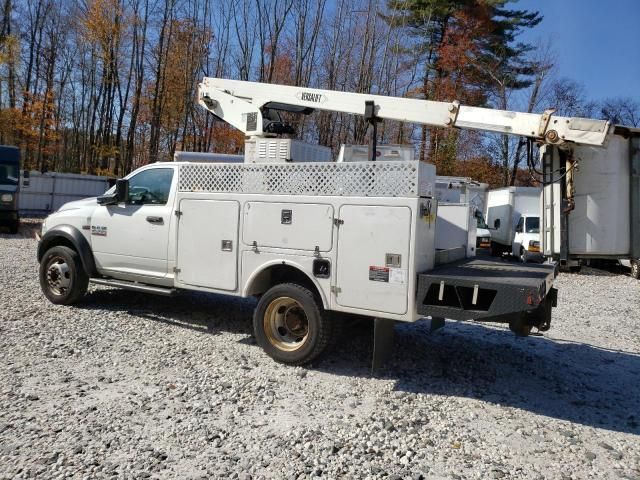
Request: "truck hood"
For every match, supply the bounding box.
[57,197,98,212]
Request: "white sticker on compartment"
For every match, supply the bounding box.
[389,268,407,285]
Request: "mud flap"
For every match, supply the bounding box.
[372,317,395,372]
[430,316,445,333]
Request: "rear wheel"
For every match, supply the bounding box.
[253,283,331,365]
[39,246,89,305]
[490,241,502,257]
[8,219,19,234]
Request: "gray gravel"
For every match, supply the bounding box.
[1,230,640,479]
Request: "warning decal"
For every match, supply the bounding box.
[369,266,389,282]
[389,268,407,285]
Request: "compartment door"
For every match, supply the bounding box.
[336,205,411,315]
[177,199,239,291]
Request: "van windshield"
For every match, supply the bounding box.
[526,216,540,234]
[0,160,19,186]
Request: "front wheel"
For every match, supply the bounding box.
[253,283,332,365]
[631,260,640,280]
[39,246,89,305]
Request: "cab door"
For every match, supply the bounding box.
[91,167,175,279]
[512,215,524,256]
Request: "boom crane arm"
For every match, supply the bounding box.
[198,77,610,148]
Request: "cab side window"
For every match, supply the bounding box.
[515,217,524,233]
[127,168,174,205]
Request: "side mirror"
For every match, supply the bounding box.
[97,178,129,205]
[493,218,501,229]
[115,179,129,203]
[22,169,30,187]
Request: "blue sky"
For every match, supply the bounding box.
[515,0,640,103]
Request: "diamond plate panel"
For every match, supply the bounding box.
[178,161,433,197]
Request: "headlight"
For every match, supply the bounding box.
[0,193,13,202]
[528,240,540,251]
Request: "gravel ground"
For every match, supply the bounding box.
[1,227,639,480]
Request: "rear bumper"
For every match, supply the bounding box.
[416,258,557,323]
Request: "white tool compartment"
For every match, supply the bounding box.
[435,203,476,257]
[176,199,240,290]
[242,201,334,251]
[336,205,412,315]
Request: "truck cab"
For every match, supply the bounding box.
[475,210,491,249]
[0,146,20,234]
[513,214,542,262]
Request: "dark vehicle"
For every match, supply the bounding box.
[0,146,20,234]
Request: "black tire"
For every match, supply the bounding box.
[631,260,640,280]
[569,265,582,274]
[8,219,19,234]
[519,247,527,263]
[39,246,89,305]
[253,283,332,365]
[490,241,502,257]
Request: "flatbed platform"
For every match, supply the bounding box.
[416,258,557,322]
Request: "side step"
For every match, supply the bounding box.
[90,278,176,296]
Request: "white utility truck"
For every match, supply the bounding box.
[42,77,629,366]
[486,187,542,262]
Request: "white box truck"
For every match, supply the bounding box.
[486,187,542,262]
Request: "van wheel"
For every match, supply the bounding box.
[9,219,19,234]
[631,260,640,279]
[253,283,332,365]
[39,246,89,305]
[519,247,527,263]
[490,241,502,257]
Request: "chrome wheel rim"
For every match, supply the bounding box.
[46,256,71,296]
[263,297,309,352]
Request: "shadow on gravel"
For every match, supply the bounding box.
[321,319,640,436]
[77,288,639,436]
[77,287,257,337]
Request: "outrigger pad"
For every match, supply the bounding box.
[372,317,395,372]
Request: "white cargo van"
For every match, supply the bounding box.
[486,187,542,262]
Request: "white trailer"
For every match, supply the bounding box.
[486,187,542,261]
[540,128,640,277]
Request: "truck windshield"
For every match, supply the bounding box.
[0,160,19,186]
[526,216,540,234]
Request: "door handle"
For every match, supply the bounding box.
[146,216,164,224]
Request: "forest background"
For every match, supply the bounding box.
[0,0,638,186]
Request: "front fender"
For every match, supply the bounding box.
[37,224,97,276]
